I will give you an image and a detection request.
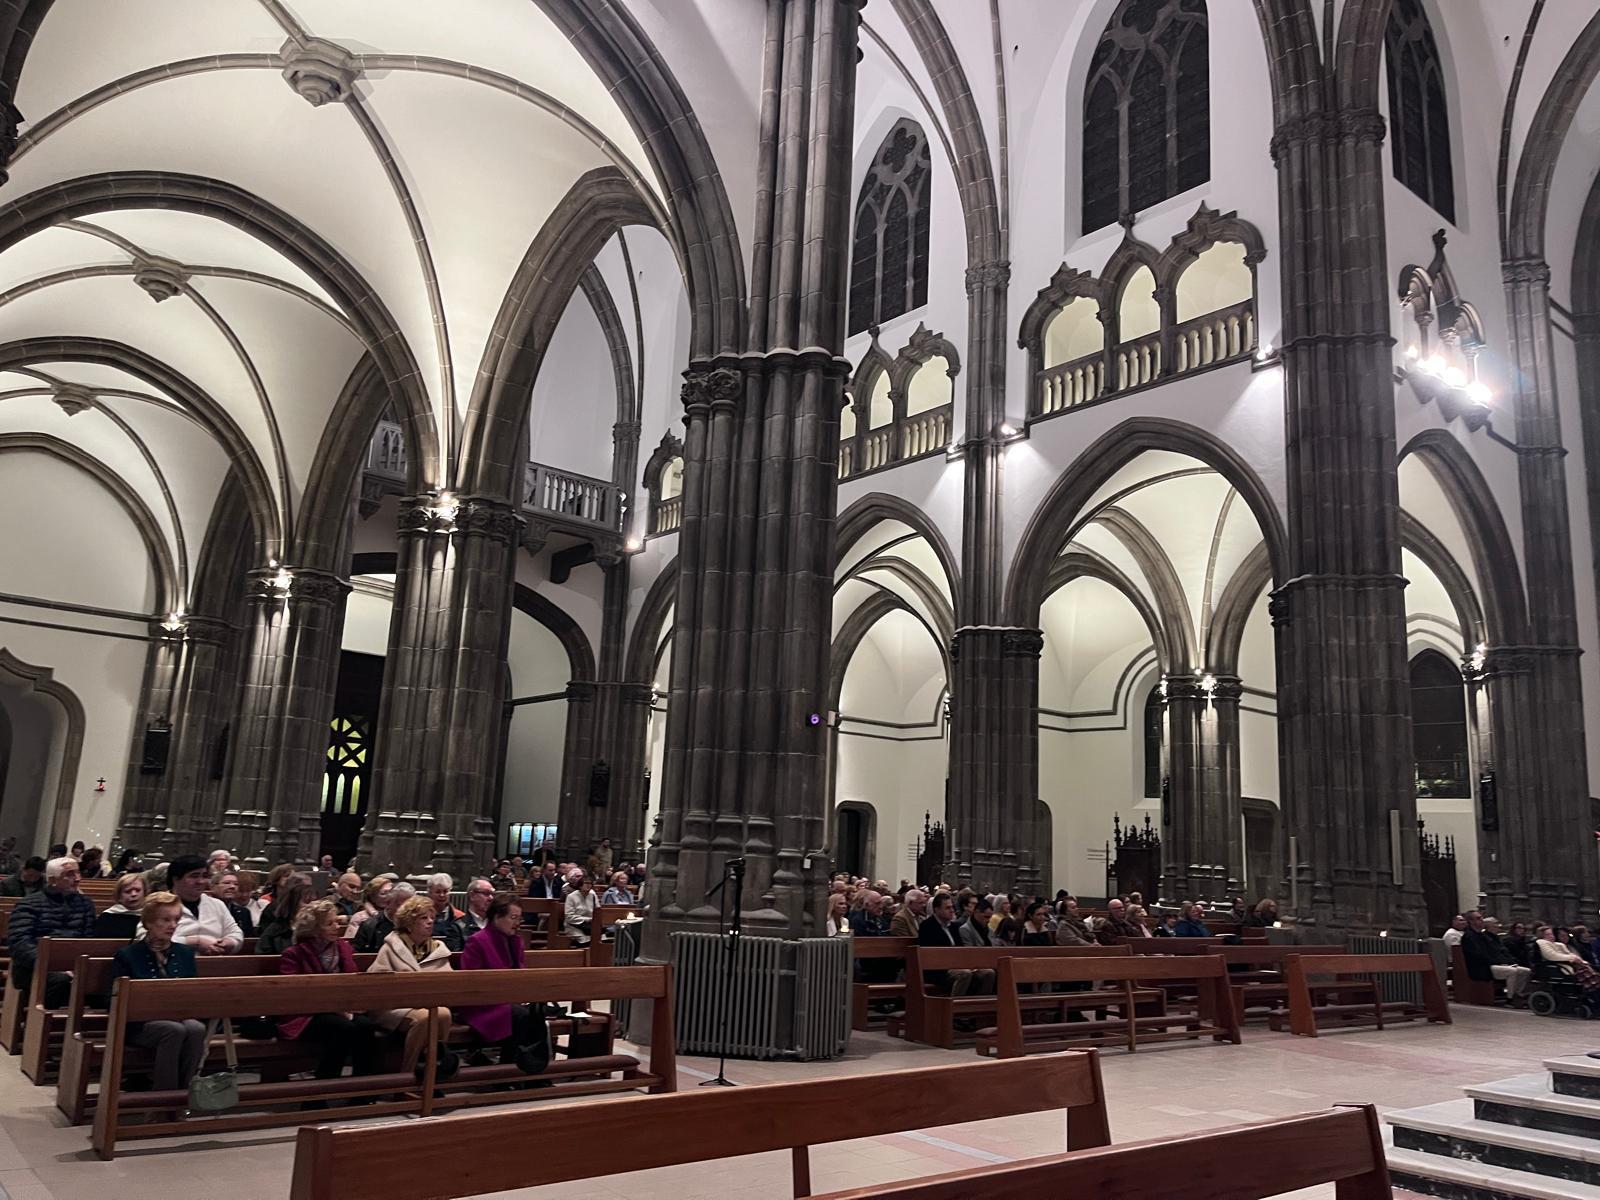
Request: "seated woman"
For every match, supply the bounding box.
[367,895,458,1079]
[1125,904,1155,936]
[1020,901,1054,946]
[1535,924,1600,998]
[563,875,598,946]
[1504,921,1534,968]
[277,900,382,1084]
[93,873,147,938]
[110,890,208,1092]
[254,874,314,956]
[1174,900,1211,937]
[824,892,851,937]
[344,878,392,941]
[457,895,551,1075]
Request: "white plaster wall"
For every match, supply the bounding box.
[340,585,393,657]
[500,608,571,832]
[527,290,617,483]
[0,608,148,851]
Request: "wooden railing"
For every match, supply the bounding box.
[840,404,952,481]
[523,461,622,532]
[649,494,682,536]
[1174,300,1254,375]
[1030,300,1258,419]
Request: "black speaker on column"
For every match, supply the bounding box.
[139,724,171,775]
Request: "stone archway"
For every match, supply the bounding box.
[0,648,84,850]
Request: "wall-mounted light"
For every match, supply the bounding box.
[160,610,187,633]
[269,567,293,592]
[997,422,1027,445]
[1469,642,1487,674]
[1199,671,1217,695]
[624,536,643,553]
[429,490,459,524]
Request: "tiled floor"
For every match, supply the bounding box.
[0,1004,1582,1199]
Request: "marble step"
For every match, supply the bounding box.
[1386,1127,1600,1200]
[1548,1057,1600,1101]
[1387,1099,1600,1187]
[1469,1075,1600,1140]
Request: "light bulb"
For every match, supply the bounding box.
[1405,344,1420,360]
[1256,342,1274,361]
[1466,381,1491,407]
[1442,367,1466,388]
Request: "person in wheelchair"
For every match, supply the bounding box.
[1535,925,1600,1001]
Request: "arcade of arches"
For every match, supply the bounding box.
[2,0,1600,943]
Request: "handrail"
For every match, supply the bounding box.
[840,403,952,481]
[523,461,623,532]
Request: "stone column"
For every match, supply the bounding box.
[365,496,519,877]
[1161,673,1242,903]
[1496,260,1598,922]
[114,622,186,854]
[1268,107,1424,934]
[646,0,860,946]
[223,568,348,868]
[150,617,234,860]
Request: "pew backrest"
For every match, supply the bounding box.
[290,1051,1113,1200]
[851,936,915,961]
[1283,952,1450,1036]
[1209,943,1345,966]
[908,943,1131,977]
[803,1105,1391,1200]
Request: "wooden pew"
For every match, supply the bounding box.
[1450,942,1499,1005]
[19,937,129,1082]
[586,904,642,968]
[804,1105,1391,1200]
[1202,943,1347,1022]
[289,1052,1112,1200]
[93,964,675,1158]
[985,953,1242,1057]
[850,936,914,1031]
[1281,952,1451,1037]
[57,948,597,1123]
[520,897,565,947]
[1122,937,1226,953]
[903,945,1139,1048]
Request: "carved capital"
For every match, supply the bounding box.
[681,365,742,416]
[1000,629,1044,659]
[281,37,362,106]
[965,259,1011,298]
[1502,257,1552,289]
[455,497,521,543]
[248,567,348,609]
[566,679,596,703]
[1267,590,1291,628]
[520,518,551,556]
[1269,108,1385,163]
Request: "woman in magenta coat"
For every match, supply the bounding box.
[278,900,382,1082]
[457,894,550,1074]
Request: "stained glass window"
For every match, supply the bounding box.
[1385,0,1455,222]
[848,120,932,336]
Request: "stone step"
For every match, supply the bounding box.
[1548,1057,1600,1101]
[1386,1127,1600,1200]
[1387,1099,1600,1188]
[1469,1075,1600,1141]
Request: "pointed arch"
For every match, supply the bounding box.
[835,492,961,620]
[0,646,83,849]
[1383,0,1455,222]
[848,118,932,336]
[511,586,596,685]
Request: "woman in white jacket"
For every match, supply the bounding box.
[564,876,598,945]
[367,895,457,1077]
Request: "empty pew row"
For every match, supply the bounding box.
[981,953,1242,1057]
[290,1052,1113,1200]
[1280,952,1451,1037]
[92,964,676,1158]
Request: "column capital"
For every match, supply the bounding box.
[948,625,1043,661]
[246,565,348,608]
[680,365,743,416]
[964,259,1011,297]
[1269,107,1385,163]
[1502,257,1552,288]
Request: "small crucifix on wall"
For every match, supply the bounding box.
[94,777,106,793]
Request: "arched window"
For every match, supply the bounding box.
[1385,0,1454,222]
[848,119,932,336]
[643,432,685,536]
[1082,0,1210,235]
[1143,685,1164,799]
[1410,651,1469,799]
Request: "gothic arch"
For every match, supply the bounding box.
[0,171,438,566]
[848,117,933,336]
[512,586,597,685]
[886,324,961,396]
[1206,541,1272,675]
[1382,0,1456,222]
[0,433,178,616]
[0,646,84,849]
[642,432,684,496]
[1047,548,1174,673]
[835,492,962,618]
[459,168,658,501]
[1154,204,1269,291]
[1006,417,1287,627]
[625,559,679,686]
[1398,429,1529,645]
[1401,510,1486,651]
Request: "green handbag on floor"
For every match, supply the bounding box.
[187,1018,239,1112]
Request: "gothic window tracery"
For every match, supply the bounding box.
[1082,0,1210,235]
[1385,0,1455,222]
[849,120,931,336]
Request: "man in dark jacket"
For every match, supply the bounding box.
[917,892,994,996]
[526,861,563,900]
[1093,897,1143,944]
[8,855,96,1004]
[1462,911,1532,1005]
[353,881,414,953]
[0,856,44,897]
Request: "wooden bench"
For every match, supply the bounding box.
[520,897,567,947]
[289,1051,1112,1200]
[587,904,642,968]
[984,953,1243,1057]
[802,1105,1391,1199]
[850,936,913,1031]
[1122,936,1227,953]
[93,964,674,1158]
[20,937,133,1082]
[1201,943,1347,1022]
[1450,942,1500,1005]
[903,945,1141,1048]
[1281,952,1451,1037]
[59,948,599,1124]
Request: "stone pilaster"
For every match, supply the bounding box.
[114,621,186,854]
[223,568,349,868]
[365,496,519,877]
[151,616,234,860]
[1161,673,1242,903]
[646,0,861,948]
[1268,106,1424,934]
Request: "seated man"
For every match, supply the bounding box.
[849,889,891,937]
[7,856,97,1004]
[1441,913,1468,946]
[1461,911,1532,1006]
[890,889,928,938]
[1093,897,1143,944]
[918,891,994,997]
[0,856,45,898]
[167,855,243,953]
[1174,900,1211,937]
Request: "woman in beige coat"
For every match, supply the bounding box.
[367,895,457,1077]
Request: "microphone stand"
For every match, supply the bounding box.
[701,856,744,1087]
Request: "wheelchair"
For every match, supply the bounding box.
[1526,958,1594,1018]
